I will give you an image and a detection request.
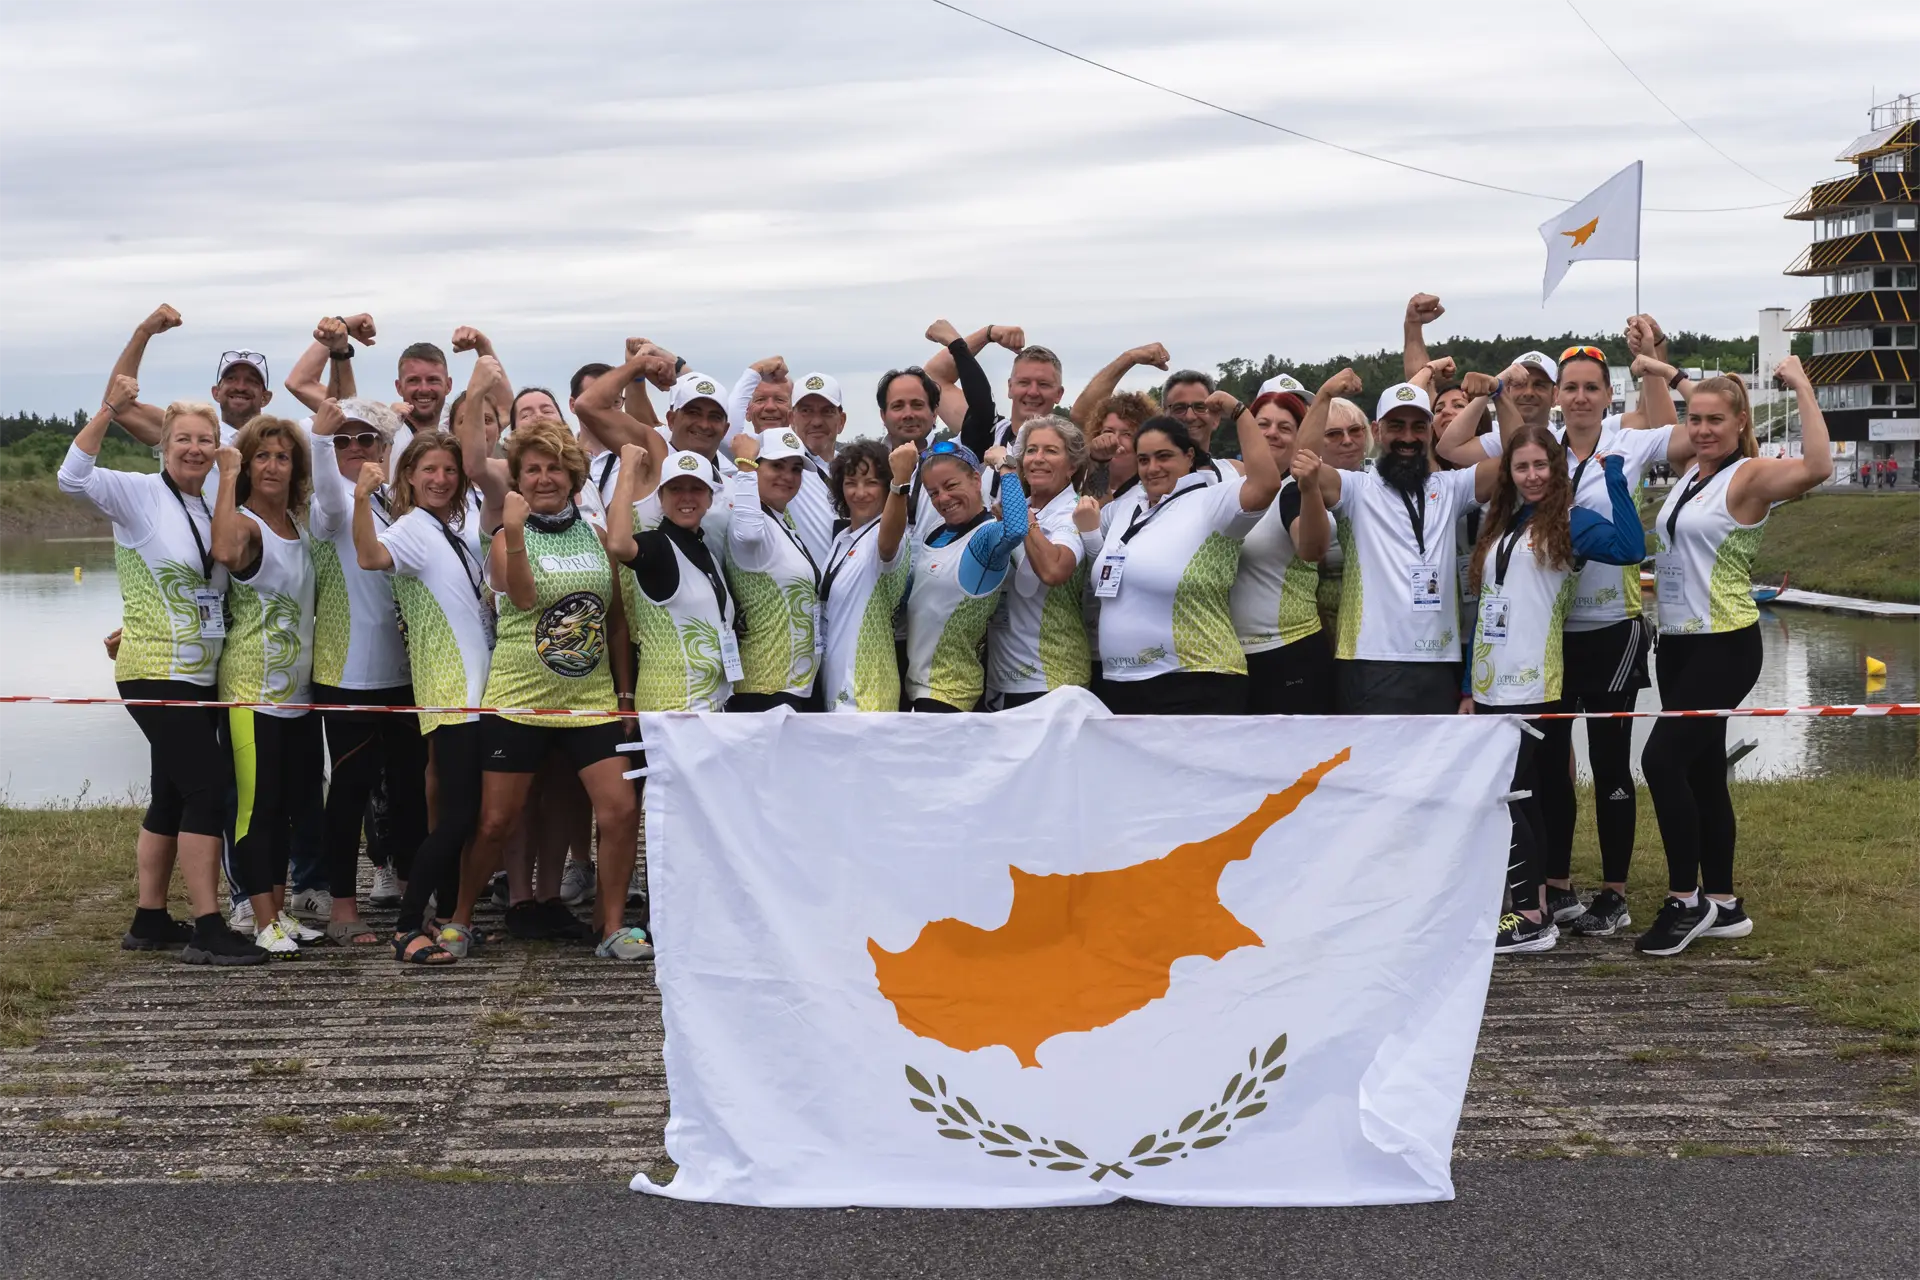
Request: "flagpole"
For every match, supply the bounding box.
[1633,160,1644,316]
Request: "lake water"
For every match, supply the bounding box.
[1,535,1915,806]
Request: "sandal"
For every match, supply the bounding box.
[392,929,457,966]
[326,919,382,946]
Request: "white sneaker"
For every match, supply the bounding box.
[277,911,325,945]
[254,918,301,958]
[288,887,332,919]
[368,866,402,907]
[626,865,645,907]
[229,898,256,933]
[559,859,595,906]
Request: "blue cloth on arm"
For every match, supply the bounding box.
[927,473,1030,596]
[1568,454,1648,567]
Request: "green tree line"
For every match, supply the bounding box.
[0,411,155,480]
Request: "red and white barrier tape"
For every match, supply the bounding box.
[0,694,1914,720]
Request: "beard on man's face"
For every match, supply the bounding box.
[1376,442,1431,493]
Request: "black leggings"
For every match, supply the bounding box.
[1101,671,1249,715]
[1536,688,1638,884]
[1246,632,1335,715]
[1478,702,1552,915]
[399,720,482,935]
[119,680,229,839]
[228,709,325,898]
[1644,626,1763,896]
[318,686,428,901]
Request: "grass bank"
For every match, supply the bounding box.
[1639,490,1919,603]
[0,432,152,537]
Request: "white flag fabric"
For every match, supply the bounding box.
[1539,160,1643,301]
[631,688,1519,1207]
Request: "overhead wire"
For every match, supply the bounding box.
[924,0,1791,213]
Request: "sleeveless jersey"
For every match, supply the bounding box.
[217,507,315,718]
[1649,458,1767,636]
[481,513,616,726]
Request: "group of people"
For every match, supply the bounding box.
[1856,456,1902,488]
[59,293,1832,970]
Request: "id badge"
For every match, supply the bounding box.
[1657,562,1684,607]
[191,588,226,639]
[479,601,497,652]
[812,603,826,660]
[1094,550,1127,599]
[719,630,746,683]
[1479,595,1512,644]
[1408,566,1443,613]
[1456,554,1472,600]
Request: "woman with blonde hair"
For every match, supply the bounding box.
[987,414,1094,707]
[211,415,323,958]
[1635,359,1831,957]
[58,384,265,965]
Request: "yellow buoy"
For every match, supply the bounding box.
[73,566,82,582]
[1866,655,1887,677]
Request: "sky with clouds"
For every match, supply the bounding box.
[1,0,1913,434]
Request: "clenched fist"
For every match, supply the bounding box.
[139,304,183,337]
[1318,368,1364,400]
[1072,495,1102,533]
[1405,294,1444,326]
[105,374,140,415]
[889,442,920,485]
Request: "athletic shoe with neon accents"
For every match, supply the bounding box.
[1494,913,1558,954]
[254,918,303,959]
[277,911,324,945]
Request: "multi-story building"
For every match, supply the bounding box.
[1784,93,1917,477]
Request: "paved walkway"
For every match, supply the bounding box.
[5,894,1915,1185]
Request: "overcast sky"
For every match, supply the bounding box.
[2,0,1913,434]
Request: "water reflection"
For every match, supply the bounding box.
[0,538,1914,804]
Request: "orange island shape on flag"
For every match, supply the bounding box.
[868,748,1351,1068]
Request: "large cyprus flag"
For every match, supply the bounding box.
[632,689,1518,1207]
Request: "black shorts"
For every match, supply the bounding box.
[1336,659,1461,716]
[1245,632,1335,715]
[1100,671,1249,716]
[1562,617,1652,696]
[480,717,632,774]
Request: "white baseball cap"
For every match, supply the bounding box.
[1258,372,1311,399]
[1510,351,1559,383]
[756,428,810,463]
[1375,383,1433,421]
[792,372,843,408]
[670,372,729,411]
[658,449,722,491]
[336,397,401,441]
[215,349,270,384]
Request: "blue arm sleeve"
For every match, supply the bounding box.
[1568,454,1648,566]
[956,476,1030,595]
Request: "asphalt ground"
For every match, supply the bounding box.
[3,1157,1914,1280]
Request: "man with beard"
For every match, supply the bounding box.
[1295,370,1499,714]
[387,340,453,458]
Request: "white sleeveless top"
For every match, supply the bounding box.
[1649,457,1767,636]
[218,507,316,718]
[624,519,736,713]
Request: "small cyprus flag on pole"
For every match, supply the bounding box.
[1539,161,1643,303]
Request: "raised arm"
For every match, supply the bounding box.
[1567,454,1648,565]
[1438,373,1496,468]
[1728,357,1833,519]
[878,443,916,563]
[925,319,1002,457]
[1402,293,1444,380]
[1067,343,1169,429]
[210,445,263,572]
[578,349,675,454]
[307,410,352,536]
[1624,353,1680,433]
[451,327,512,416]
[729,356,787,433]
[352,463,395,572]
[456,356,511,527]
[104,305,180,444]
[601,443,654,563]
[1287,450,1331,561]
[1224,391,1282,511]
[58,380,154,531]
[490,492,536,610]
[1295,368,1363,507]
[287,317,349,412]
[725,436,770,551]
[923,323,1022,432]
[958,464,1030,594]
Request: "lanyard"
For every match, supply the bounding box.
[1666,468,1721,544]
[819,518,880,604]
[371,488,393,529]
[594,453,618,502]
[765,503,822,590]
[681,531,731,624]
[437,519,486,603]
[1490,510,1531,590]
[1120,483,1199,545]
[1568,449,1595,500]
[1396,484,1428,558]
[162,471,215,580]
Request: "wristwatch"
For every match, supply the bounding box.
[329,346,353,361]
[1667,369,1687,389]
[890,480,912,495]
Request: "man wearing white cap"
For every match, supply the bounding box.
[1294,370,1502,715]
[777,371,845,564]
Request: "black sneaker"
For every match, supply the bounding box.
[181,924,270,967]
[121,913,193,951]
[1545,885,1585,925]
[1495,913,1558,954]
[1633,896,1719,957]
[1571,888,1632,937]
[1701,897,1753,939]
[504,900,552,941]
[537,899,593,942]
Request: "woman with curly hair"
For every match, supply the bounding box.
[1464,424,1645,955]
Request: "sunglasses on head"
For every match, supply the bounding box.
[1559,345,1608,365]
[332,431,382,450]
[920,439,980,470]
[218,350,268,373]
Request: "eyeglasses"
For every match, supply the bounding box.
[1559,345,1608,365]
[1165,402,1207,417]
[332,432,382,450]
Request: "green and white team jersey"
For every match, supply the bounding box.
[482,511,616,727]
[1091,471,1261,683]
[904,526,1002,709]
[1231,476,1332,655]
[307,433,409,690]
[57,442,228,685]
[379,507,495,735]
[621,493,736,713]
[1468,525,1577,707]
[819,516,910,712]
[987,487,1089,696]
[218,507,316,717]
[723,472,821,699]
[1649,458,1767,636]
[1331,466,1479,662]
